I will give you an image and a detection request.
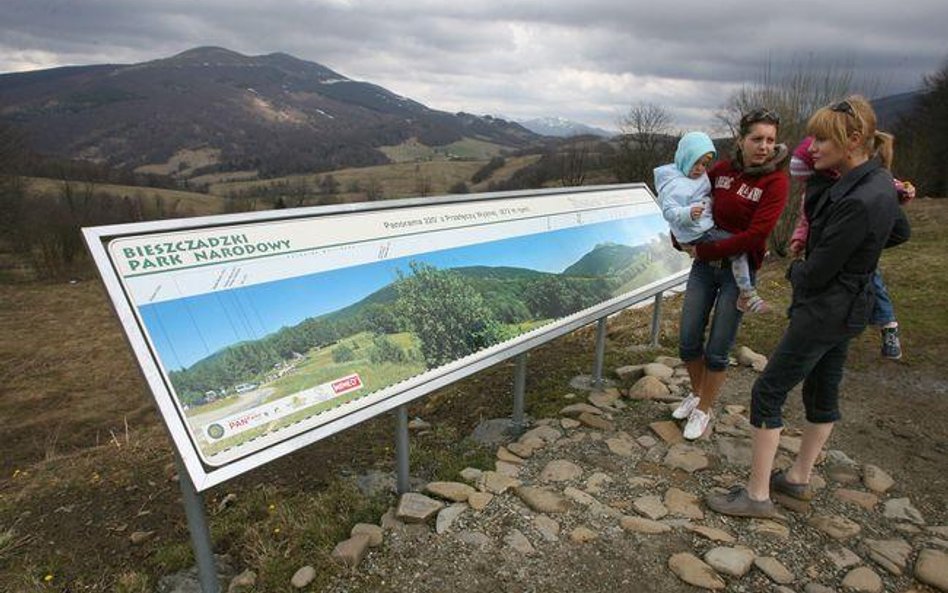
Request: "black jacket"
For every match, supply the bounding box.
[787,157,908,338]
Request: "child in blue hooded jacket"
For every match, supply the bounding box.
[654,131,770,313]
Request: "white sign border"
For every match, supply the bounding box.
[84,183,687,491]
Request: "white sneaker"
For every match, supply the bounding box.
[683,408,712,440]
[672,393,700,420]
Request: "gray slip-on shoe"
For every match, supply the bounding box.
[770,469,813,501]
[706,486,778,519]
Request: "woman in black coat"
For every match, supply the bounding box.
[707,95,909,517]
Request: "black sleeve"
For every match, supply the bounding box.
[885,206,911,248]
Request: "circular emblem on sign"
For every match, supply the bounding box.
[207,423,225,440]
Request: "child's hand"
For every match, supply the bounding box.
[899,181,916,204]
[788,240,805,259]
[690,205,704,220]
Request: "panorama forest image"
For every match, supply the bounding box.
[138,213,689,457]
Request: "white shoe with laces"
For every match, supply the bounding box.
[672,393,700,420]
[683,408,712,440]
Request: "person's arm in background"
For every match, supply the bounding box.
[788,137,815,257]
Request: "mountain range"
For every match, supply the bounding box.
[516,116,613,138]
[0,46,540,178]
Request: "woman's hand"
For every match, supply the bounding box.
[788,239,805,259]
[690,205,705,221]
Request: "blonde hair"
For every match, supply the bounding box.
[806,95,895,169]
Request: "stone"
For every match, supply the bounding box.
[834,488,879,511]
[636,435,658,448]
[457,530,492,548]
[505,529,536,555]
[350,523,383,547]
[668,552,726,590]
[724,404,746,415]
[826,545,862,570]
[129,531,155,545]
[655,355,683,367]
[291,566,316,588]
[585,472,614,494]
[606,435,639,457]
[506,442,536,458]
[863,538,912,575]
[773,491,811,514]
[459,467,483,482]
[615,364,646,381]
[436,503,467,534]
[570,526,598,543]
[841,566,883,593]
[628,375,671,400]
[704,546,756,577]
[664,443,709,473]
[354,470,396,497]
[649,420,684,444]
[216,493,238,513]
[778,435,802,454]
[520,425,562,445]
[408,417,431,431]
[425,481,476,502]
[589,390,620,408]
[803,584,835,593]
[379,508,401,531]
[227,570,256,593]
[643,362,675,379]
[687,524,736,543]
[755,556,794,584]
[664,487,704,519]
[884,498,925,525]
[563,487,621,518]
[577,412,615,431]
[495,460,521,477]
[915,549,948,591]
[808,514,862,539]
[737,345,768,371]
[827,465,862,484]
[927,525,948,538]
[716,436,753,467]
[628,476,656,489]
[477,471,521,494]
[331,534,371,567]
[515,486,569,514]
[533,515,560,542]
[560,417,581,430]
[620,515,672,534]
[752,519,790,539]
[862,463,895,494]
[539,459,583,482]
[468,492,493,511]
[560,402,602,417]
[396,492,444,523]
[632,495,668,520]
[496,446,525,465]
[471,418,517,447]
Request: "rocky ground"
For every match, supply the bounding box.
[210,354,947,593]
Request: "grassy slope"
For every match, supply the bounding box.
[23,177,226,217]
[0,199,944,591]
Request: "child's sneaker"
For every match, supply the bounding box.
[881,325,902,360]
[672,392,700,420]
[737,291,772,314]
[683,408,712,440]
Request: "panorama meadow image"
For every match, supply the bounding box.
[139,213,689,459]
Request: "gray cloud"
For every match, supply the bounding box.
[2,0,946,131]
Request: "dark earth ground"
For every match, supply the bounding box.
[0,200,945,591]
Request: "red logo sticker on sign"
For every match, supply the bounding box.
[331,374,363,395]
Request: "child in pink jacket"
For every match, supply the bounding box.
[788,136,914,359]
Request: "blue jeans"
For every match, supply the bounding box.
[750,321,850,428]
[870,269,896,326]
[679,259,745,371]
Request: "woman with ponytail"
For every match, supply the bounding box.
[706,95,910,518]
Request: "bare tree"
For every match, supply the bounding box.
[716,57,881,254]
[558,143,589,187]
[614,101,675,187]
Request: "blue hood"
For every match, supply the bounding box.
[675,131,716,176]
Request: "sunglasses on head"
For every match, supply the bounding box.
[831,100,857,118]
[741,108,780,127]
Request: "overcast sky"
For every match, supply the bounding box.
[3,0,946,132]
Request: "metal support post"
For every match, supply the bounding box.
[395,405,410,494]
[592,317,607,388]
[512,353,527,431]
[650,292,663,348]
[175,455,220,593]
